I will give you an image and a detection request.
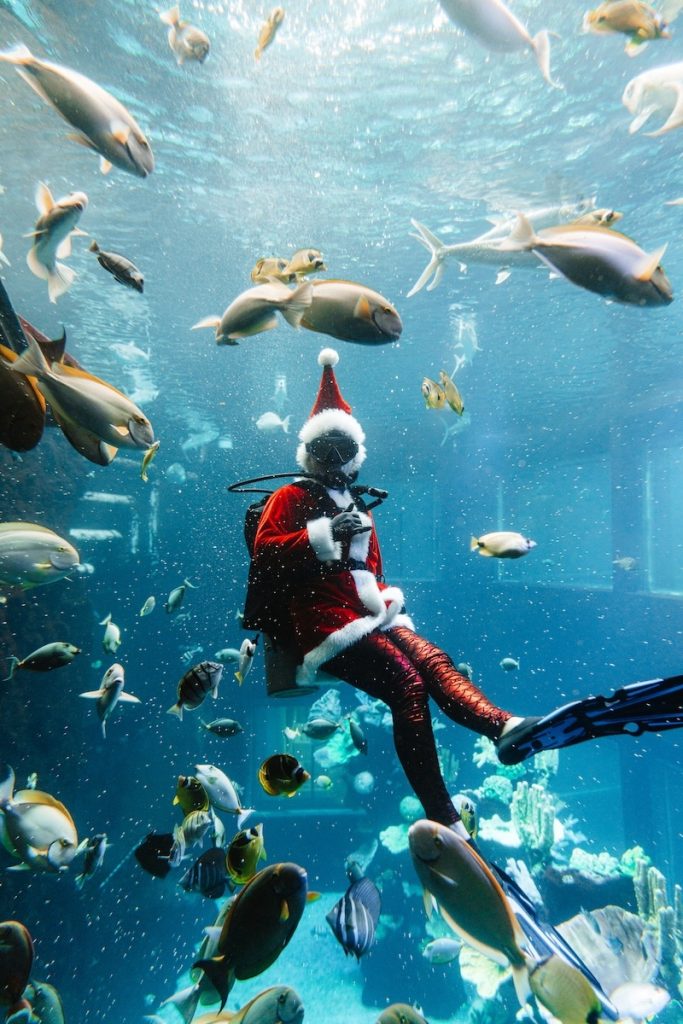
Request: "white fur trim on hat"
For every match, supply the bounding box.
[318,348,339,367]
[296,407,367,474]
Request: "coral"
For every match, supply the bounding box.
[309,687,343,721]
[510,781,556,870]
[472,736,500,770]
[313,726,357,769]
[621,846,651,878]
[558,905,658,994]
[476,774,513,805]
[379,823,410,855]
[399,795,423,822]
[466,994,509,1024]
[526,747,559,781]
[633,858,683,998]
[477,814,521,848]
[459,945,510,999]
[568,848,622,881]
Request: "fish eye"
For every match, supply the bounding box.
[382,306,392,314]
[434,835,443,848]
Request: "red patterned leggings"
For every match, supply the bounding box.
[325,626,512,827]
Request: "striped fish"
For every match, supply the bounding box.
[326,877,381,959]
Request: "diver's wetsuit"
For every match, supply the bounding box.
[326,627,511,827]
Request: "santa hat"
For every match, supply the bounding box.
[297,348,366,474]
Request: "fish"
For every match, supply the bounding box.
[173,776,210,815]
[0,921,34,1020]
[193,862,310,1009]
[528,955,603,1024]
[348,717,368,754]
[457,661,473,679]
[0,342,46,454]
[610,981,670,1021]
[314,775,333,790]
[226,824,267,885]
[438,371,465,415]
[99,613,121,654]
[438,0,558,86]
[4,642,80,681]
[422,378,446,410]
[79,662,141,738]
[69,529,121,542]
[200,718,244,738]
[214,648,241,663]
[255,8,285,60]
[623,61,683,136]
[285,717,341,741]
[10,332,155,456]
[134,832,174,879]
[258,754,310,797]
[377,1006,429,1024]
[284,248,326,278]
[499,656,520,671]
[0,764,81,872]
[89,240,144,292]
[141,440,160,482]
[193,986,304,1024]
[300,280,402,344]
[168,662,223,719]
[256,412,290,433]
[194,764,253,825]
[25,774,37,791]
[179,809,213,847]
[192,280,312,344]
[0,522,80,590]
[471,532,537,558]
[408,819,532,1005]
[235,636,258,685]
[422,936,463,963]
[180,848,232,899]
[326,876,381,959]
[250,257,294,284]
[0,45,154,176]
[111,341,150,363]
[164,578,196,613]
[168,824,186,868]
[451,794,478,838]
[583,1,670,54]
[140,596,156,617]
[613,556,638,571]
[25,183,88,303]
[23,980,66,1024]
[74,833,108,888]
[159,5,210,64]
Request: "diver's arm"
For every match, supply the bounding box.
[253,484,340,567]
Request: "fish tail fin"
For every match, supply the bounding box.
[470,536,479,551]
[0,44,34,64]
[191,315,221,331]
[159,5,180,26]
[407,220,447,297]
[280,280,313,328]
[167,703,183,720]
[47,261,76,303]
[236,807,254,828]
[282,415,291,433]
[161,983,201,1024]
[99,614,112,625]
[10,328,49,380]
[234,670,243,685]
[193,956,233,1010]
[183,578,197,588]
[101,720,107,740]
[0,764,15,804]
[3,656,19,682]
[74,871,86,889]
[88,240,100,253]
[512,962,532,1008]
[531,30,560,88]
[26,245,49,281]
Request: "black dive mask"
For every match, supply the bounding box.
[306,429,359,469]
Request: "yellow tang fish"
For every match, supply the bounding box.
[438,370,464,414]
[258,754,310,797]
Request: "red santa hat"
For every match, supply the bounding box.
[296,348,366,474]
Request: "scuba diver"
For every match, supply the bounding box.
[241,347,683,838]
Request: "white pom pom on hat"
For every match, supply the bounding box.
[318,348,339,367]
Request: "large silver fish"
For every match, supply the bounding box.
[79,663,141,738]
[26,183,87,303]
[194,987,304,1024]
[192,281,313,344]
[0,44,154,177]
[300,280,402,344]
[4,641,80,681]
[0,764,81,872]
[0,522,79,590]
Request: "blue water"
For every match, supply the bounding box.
[2,1,683,1022]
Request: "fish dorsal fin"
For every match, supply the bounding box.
[633,243,668,281]
[110,120,130,145]
[504,213,538,249]
[54,361,133,402]
[100,157,113,175]
[353,294,372,320]
[14,789,75,828]
[192,316,221,331]
[35,181,54,216]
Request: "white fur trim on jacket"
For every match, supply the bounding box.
[307,516,342,562]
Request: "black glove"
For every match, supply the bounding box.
[331,506,371,541]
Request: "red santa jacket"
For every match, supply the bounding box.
[242,480,413,681]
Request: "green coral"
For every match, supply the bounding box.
[620,845,651,878]
[511,781,555,869]
[399,795,424,822]
[379,823,409,855]
[568,847,621,880]
[477,774,514,805]
[633,857,683,998]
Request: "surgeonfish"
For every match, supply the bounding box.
[173,776,210,815]
[79,663,141,738]
[10,331,155,456]
[193,987,304,1024]
[180,848,232,900]
[0,45,154,177]
[377,1005,429,1024]
[134,832,174,879]
[250,256,294,284]
[226,824,267,884]
[471,531,537,558]
[193,862,310,1009]
[283,248,326,279]
[159,5,210,64]
[192,280,313,345]
[0,522,79,590]
[22,980,66,1024]
[141,440,160,482]
[4,642,80,681]
[235,636,258,685]
[421,378,446,410]
[0,764,81,872]
[348,716,368,754]
[258,754,310,797]
[326,876,381,959]
[74,833,108,888]
[200,718,244,738]
[583,1,670,55]
[214,647,241,663]
[256,412,290,433]
[0,921,34,1020]
[194,764,254,825]
[438,371,465,414]
[140,596,156,617]
[168,662,223,719]
[499,213,673,306]
[438,0,559,87]
[408,819,532,1006]
[528,954,603,1024]
[25,183,88,303]
[255,8,285,60]
[622,61,683,135]
[284,718,341,741]
[89,240,144,292]
[100,613,121,654]
[164,578,196,613]
[0,342,46,454]
[300,280,402,344]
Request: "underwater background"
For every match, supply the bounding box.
[2,0,683,1022]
